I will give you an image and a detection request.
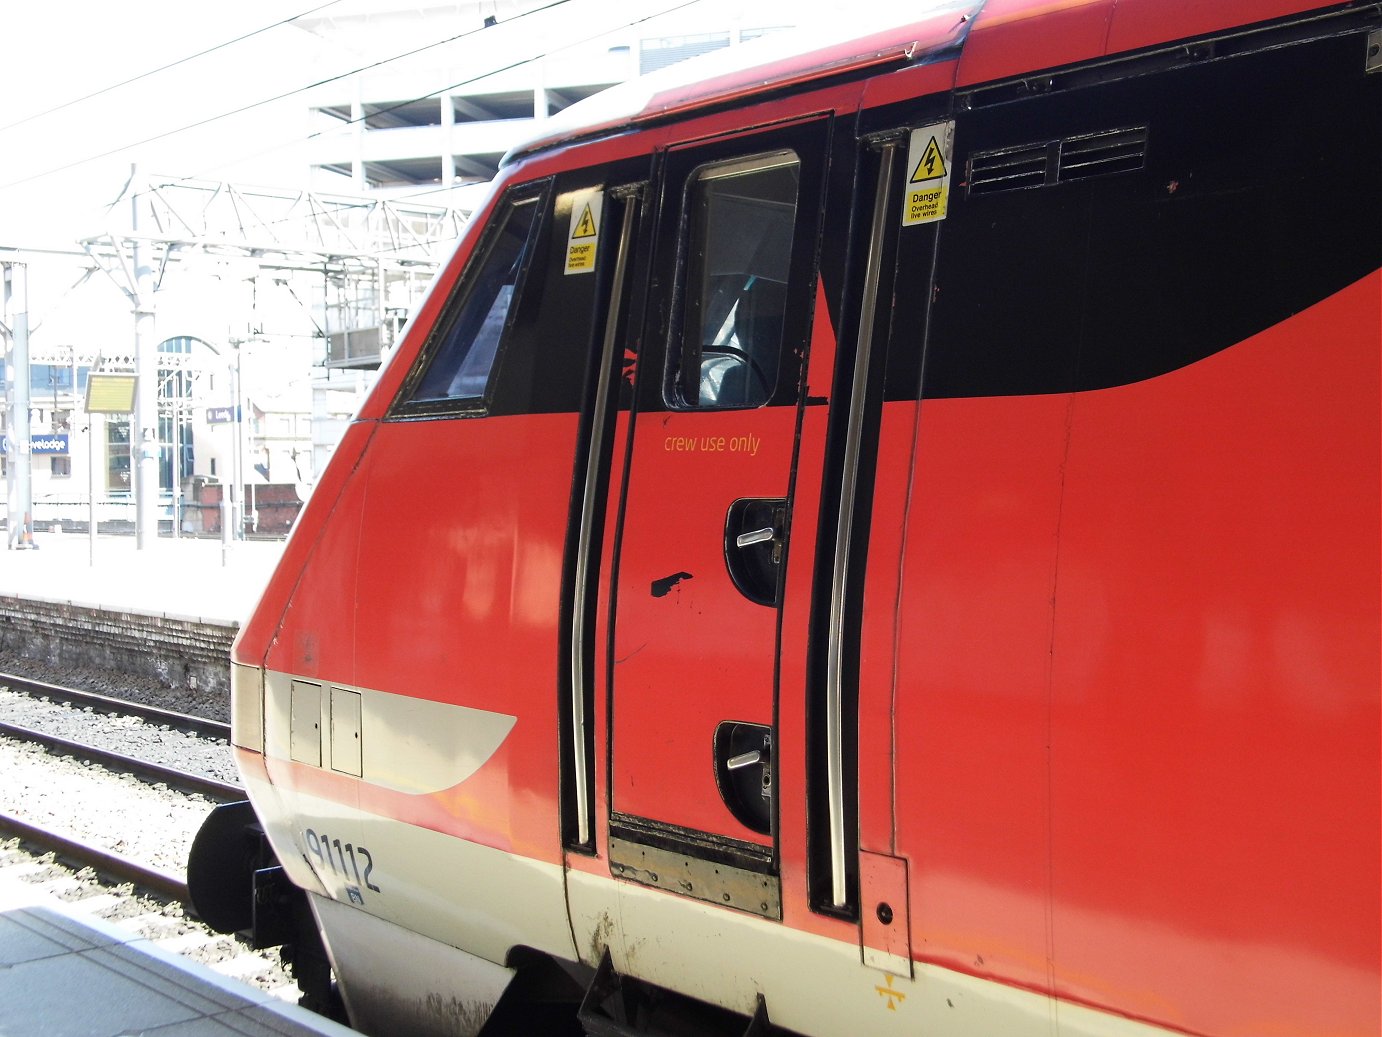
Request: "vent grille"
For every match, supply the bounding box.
[967,126,1148,196]
[1058,127,1149,182]
[968,142,1051,195]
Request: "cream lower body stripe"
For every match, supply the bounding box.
[568,869,1182,1037]
[263,670,517,795]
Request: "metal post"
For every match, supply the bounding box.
[220,487,231,566]
[88,412,101,565]
[3,263,33,550]
[231,344,243,541]
[131,168,159,549]
[170,382,181,539]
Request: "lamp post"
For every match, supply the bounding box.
[130,172,159,550]
[84,372,137,566]
[161,368,182,541]
[87,411,101,565]
[189,337,238,566]
[2,262,34,550]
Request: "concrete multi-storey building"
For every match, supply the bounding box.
[300,0,803,196]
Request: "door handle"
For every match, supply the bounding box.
[735,527,775,549]
[724,498,787,607]
[714,722,772,835]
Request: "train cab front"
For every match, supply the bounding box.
[184,354,550,1037]
[186,651,349,1022]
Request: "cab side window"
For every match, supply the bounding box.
[671,152,800,409]
[395,187,544,414]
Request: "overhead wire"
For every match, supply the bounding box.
[9,0,716,275]
[0,0,347,135]
[126,0,708,259]
[0,0,581,194]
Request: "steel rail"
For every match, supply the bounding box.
[0,809,189,904]
[0,720,244,801]
[0,672,230,740]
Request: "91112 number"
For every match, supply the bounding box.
[304,827,381,900]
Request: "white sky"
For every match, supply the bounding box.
[0,1,350,246]
[0,0,878,249]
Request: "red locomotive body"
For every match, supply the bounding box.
[195,2,1382,1034]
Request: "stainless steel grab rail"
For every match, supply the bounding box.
[825,143,898,907]
[569,188,639,846]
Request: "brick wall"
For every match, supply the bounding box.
[0,595,234,702]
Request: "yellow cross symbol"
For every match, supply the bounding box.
[875,973,906,1011]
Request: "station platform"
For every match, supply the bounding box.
[0,864,357,1037]
[0,534,360,1034]
[0,532,285,627]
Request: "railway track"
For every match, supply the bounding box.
[0,670,242,905]
[0,718,242,800]
[0,670,230,739]
[0,808,191,903]
[0,671,298,1005]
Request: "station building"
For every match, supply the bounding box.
[0,0,834,539]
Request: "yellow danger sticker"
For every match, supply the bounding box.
[564,189,603,275]
[572,204,598,239]
[902,121,954,227]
